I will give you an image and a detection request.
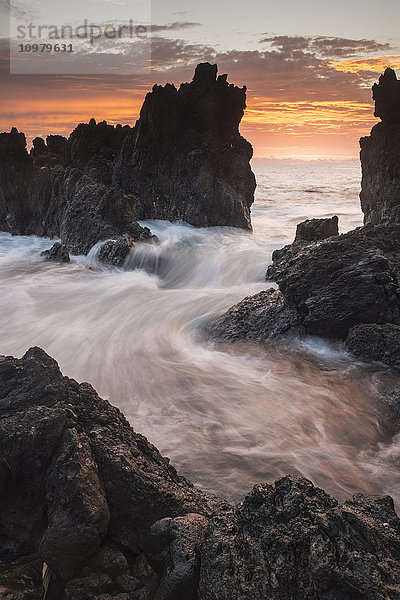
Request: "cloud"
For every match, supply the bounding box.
[260,35,392,59]
[150,22,202,33]
[1,31,398,158]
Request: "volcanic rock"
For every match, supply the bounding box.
[115,62,256,229]
[41,242,70,263]
[345,323,400,368]
[1,348,400,599]
[205,289,303,342]
[360,68,400,224]
[0,64,256,255]
[294,215,339,243]
[200,476,400,600]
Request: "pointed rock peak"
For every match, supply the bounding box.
[373,67,400,122]
[381,67,398,81]
[192,62,218,87]
[89,117,96,126]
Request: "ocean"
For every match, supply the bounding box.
[1,162,399,505]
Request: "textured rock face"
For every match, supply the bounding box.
[0,64,255,255]
[115,63,255,229]
[41,242,70,263]
[294,215,339,243]
[200,476,400,600]
[0,347,225,598]
[360,68,400,224]
[205,289,303,342]
[1,348,400,599]
[266,223,400,339]
[345,323,400,368]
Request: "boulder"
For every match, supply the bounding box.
[205,289,303,342]
[266,223,400,339]
[294,216,339,243]
[41,242,70,263]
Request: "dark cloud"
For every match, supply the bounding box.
[150,22,202,33]
[260,34,392,58]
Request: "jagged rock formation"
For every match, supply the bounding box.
[115,63,255,229]
[1,348,400,599]
[0,64,255,256]
[360,67,400,224]
[294,215,338,243]
[41,242,70,263]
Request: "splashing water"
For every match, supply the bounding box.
[1,163,399,504]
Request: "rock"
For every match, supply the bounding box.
[41,242,70,263]
[266,223,400,339]
[1,348,400,598]
[373,67,400,123]
[0,347,225,597]
[361,68,400,224]
[98,234,135,267]
[345,323,400,368]
[114,62,256,229]
[199,475,400,600]
[145,513,208,600]
[205,289,303,342]
[294,216,338,243]
[0,64,255,254]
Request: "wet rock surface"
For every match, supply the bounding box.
[294,215,339,243]
[1,348,400,599]
[205,289,303,342]
[345,323,400,368]
[41,242,70,263]
[0,64,255,255]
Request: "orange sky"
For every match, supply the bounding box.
[0,52,396,160]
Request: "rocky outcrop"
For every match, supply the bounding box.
[41,242,70,263]
[345,323,400,368]
[205,289,303,342]
[0,64,255,256]
[200,476,400,600]
[1,348,400,599]
[294,215,338,243]
[266,223,400,339]
[0,347,226,599]
[115,63,255,229]
[360,68,400,224]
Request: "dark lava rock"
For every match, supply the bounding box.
[98,235,135,267]
[200,475,400,600]
[346,323,400,368]
[294,215,339,243]
[205,289,303,342]
[41,242,70,263]
[1,348,400,599]
[266,223,400,339]
[115,62,256,229]
[361,68,400,225]
[0,64,255,254]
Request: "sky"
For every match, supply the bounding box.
[1,0,400,159]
